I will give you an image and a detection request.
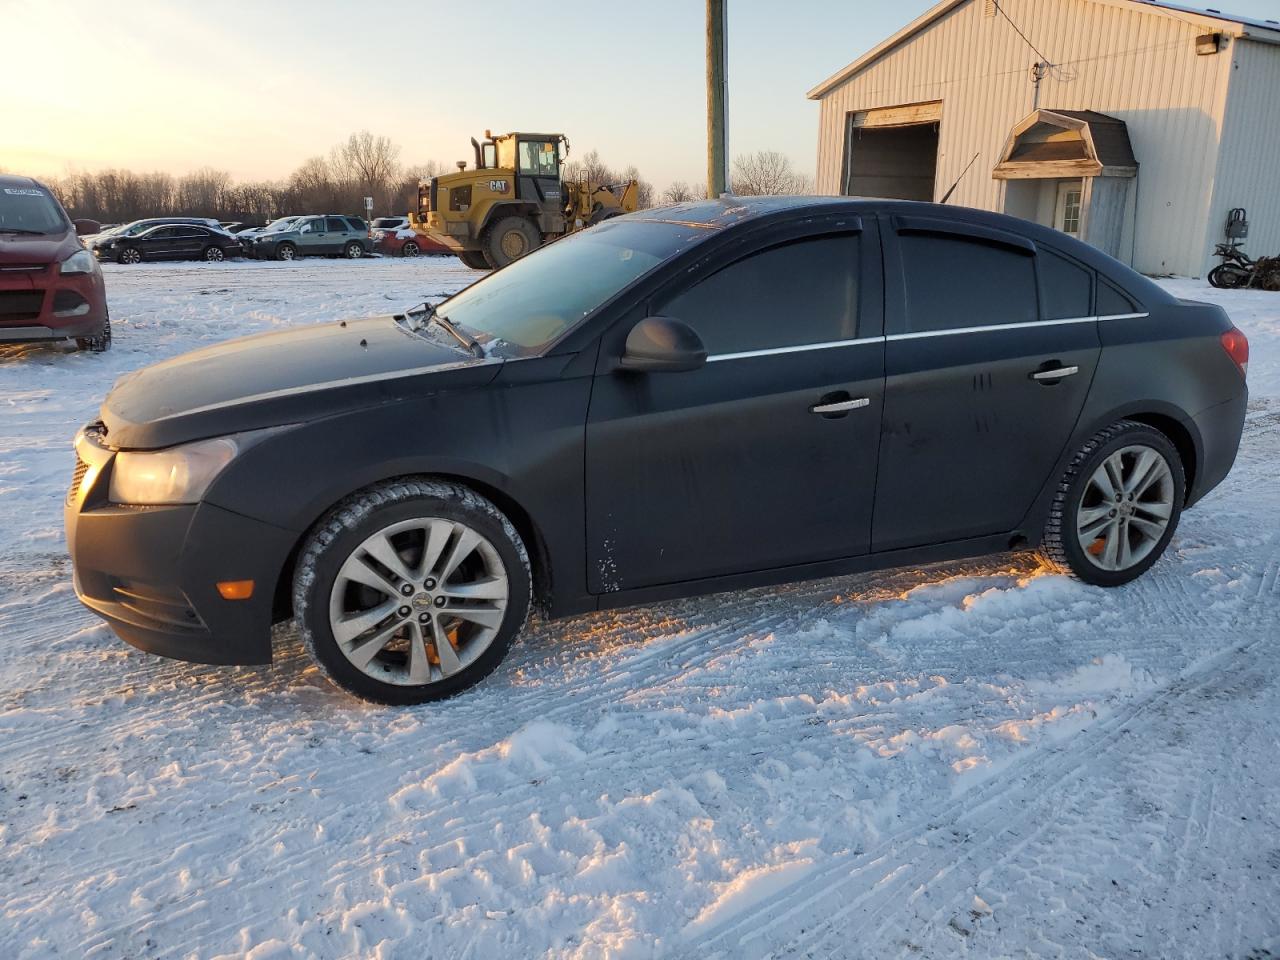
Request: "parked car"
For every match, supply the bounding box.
[220,221,263,234]
[371,218,451,258]
[244,215,370,261]
[93,224,243,264]
[65,197,1249,704]
[87,217,226,250]
[235,217,298,245]
[0,174,110,351]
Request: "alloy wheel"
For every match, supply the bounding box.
[327,517,509,687]
[1075,444,1175,572]
[402,242,419,258]
[120,248,141,265]
[205,247,224,262]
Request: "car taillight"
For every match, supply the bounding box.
[1220,328,1249,379]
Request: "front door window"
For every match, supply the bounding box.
[1056,181,1083,236]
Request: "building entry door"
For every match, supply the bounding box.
[1055,180,1084,236]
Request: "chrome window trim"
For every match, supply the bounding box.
[702,311,1150,359]
[706,336,882,362]
[885,315,1098,341]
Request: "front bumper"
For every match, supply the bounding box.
[65,425,296,665]
[0,265,107,341]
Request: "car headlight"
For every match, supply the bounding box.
[60,249,99,275]
[109,436,242,505]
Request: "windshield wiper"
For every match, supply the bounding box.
[0,227,44,235]
[404,301,484,359]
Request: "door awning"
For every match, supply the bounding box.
[993,109,1137,180]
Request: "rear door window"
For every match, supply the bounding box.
[1097,278,1140,316]
[1038,247,1093,320]
[344,217,367,232]
[658,234,861,355]
[327,217,351,232]
[898,231,1038,333]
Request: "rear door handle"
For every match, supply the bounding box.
[810,397,870,415]
[1031,365,1079,381]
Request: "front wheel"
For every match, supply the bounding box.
[75,316,112,352]
[203,245,225,262]
[293,479,531,705]
[344,241,365,259]
[275,243,297,262]
[117,247,142,265]
[483,216,539,268]
[1039,420,1184,586]
[401,240,419,258]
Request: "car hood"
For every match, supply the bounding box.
[102,315,501,449]
[0,230,78,264]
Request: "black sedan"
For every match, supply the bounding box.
[65,197,1249,704]
[93,224,242,264]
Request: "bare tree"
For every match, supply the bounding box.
[731,151,813,196]
[661,180,699,203]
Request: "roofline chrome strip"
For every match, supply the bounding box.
[706,337,882,362]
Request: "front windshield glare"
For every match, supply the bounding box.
[0,187,68,234]
[437,220,703,358]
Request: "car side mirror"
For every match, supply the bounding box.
[73,219,101,237]
[619,316,707,373]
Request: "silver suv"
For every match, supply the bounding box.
[245,215,370,261]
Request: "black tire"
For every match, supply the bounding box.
[117,246,142,265]
[458,251,490,270]
[483,216,539,268]
[401,240,420,258]
[1208,264,1248,289]
[344,241,364,259]
[275,243,297,262]
[75,315,112,353]
[203,245,225,262]
[293,478,532,705]
[1039,420,1185,587]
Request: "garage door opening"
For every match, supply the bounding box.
[841,102,942,201]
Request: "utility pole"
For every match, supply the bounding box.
[706,0,729,198]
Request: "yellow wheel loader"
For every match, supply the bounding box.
[409,132,638,269]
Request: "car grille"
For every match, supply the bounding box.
[0,290,45,323]
[68,454,89,506]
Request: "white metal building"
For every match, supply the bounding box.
[808,0,1280,277]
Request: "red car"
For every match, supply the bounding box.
[0,174,110,351]
[370,216,451,257]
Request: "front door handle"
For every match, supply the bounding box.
[810,397,870,415]
[1031,365,1079,382]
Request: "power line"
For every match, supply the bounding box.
[992,0,1053,64]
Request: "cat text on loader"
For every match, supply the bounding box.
[410,132,638,269]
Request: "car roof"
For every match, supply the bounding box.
[0,174,44,190]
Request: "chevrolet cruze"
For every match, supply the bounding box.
[65,198,1249,703]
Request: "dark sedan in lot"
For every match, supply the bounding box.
[94,224,243,264]
[65,197,1248,704]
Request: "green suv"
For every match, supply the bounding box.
[247,215,370,261]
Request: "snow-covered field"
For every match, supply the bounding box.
[1,259,1278,960]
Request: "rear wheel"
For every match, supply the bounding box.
[118,247,142,265]
[203,245,224,262]
[344,241,365,259]
[75,315,112,353]
[275,243,297,262]
[293,479,531,705]
[458,251,490,270]
[483,216,539,268]
[1039,420,1184,586]
[1208,264,1249,289]
[401,240,420,258]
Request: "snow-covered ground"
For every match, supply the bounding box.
[1,259,1277,960]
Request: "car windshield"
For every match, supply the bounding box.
[372,218,402,229]
[0,186,68,234]
[436,219,708,359]
[264,218,297,232]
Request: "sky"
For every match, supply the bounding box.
[3,0,1277,191]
